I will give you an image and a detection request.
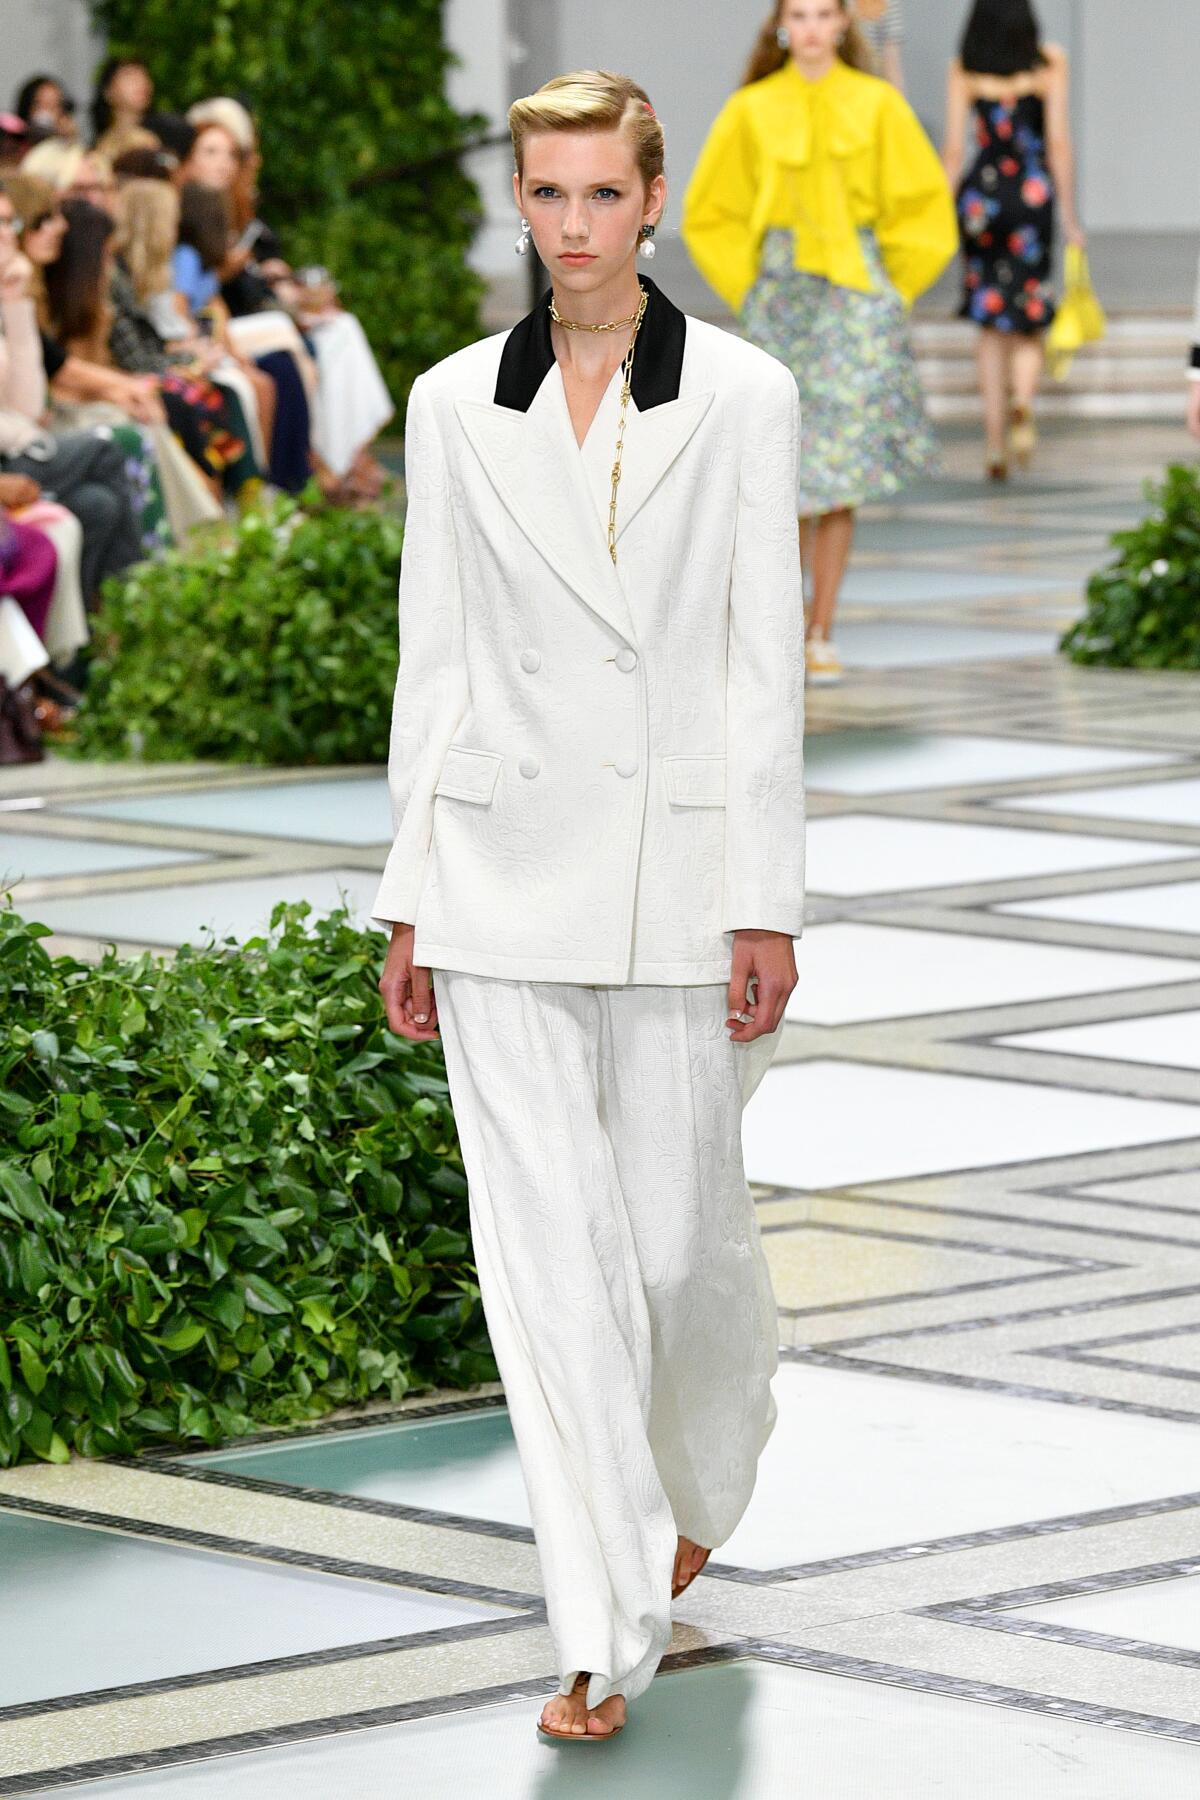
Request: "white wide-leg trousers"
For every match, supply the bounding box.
[434,973,781,1710]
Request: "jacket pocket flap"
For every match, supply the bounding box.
[435,746,502,805]
[662,754,726,808]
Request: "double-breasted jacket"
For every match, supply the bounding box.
[373,278,805,985]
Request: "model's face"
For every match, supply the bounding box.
[186,128,239,192]
[22,201,67,265]
[108,64,153,114]
[777,0,846,62]
[516,129,664,294]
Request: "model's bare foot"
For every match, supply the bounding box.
[587,1694,627,1737]
[538,1672,590,1737]
[672,1534,712,1598]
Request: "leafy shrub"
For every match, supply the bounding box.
[0,903,493,1466]
[73,495,402,764]
[90,0,486,407]
[1062,463,1200,669]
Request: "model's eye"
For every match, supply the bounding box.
[593,188,620,201]
[532,186,559,200]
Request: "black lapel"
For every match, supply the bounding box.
[493,276,687,413]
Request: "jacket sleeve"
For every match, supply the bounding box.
[722,363,805,938]
[873,87,958,305]
[681,94,762,315]
[372,378,468,929]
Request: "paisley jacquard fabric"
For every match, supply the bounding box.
[741,227,938,515]
[435,971,782,1709]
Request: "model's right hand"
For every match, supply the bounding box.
[379,923,440,1041]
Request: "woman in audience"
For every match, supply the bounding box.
[177,123,314,491]
[5,173,171,555]
[90,58,155,164]
[14,76,78,142]
[21,141,119,216]
[0,184,140,612]
[185,102,391,498]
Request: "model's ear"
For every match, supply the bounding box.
[512,169,523,212]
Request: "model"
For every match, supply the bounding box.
[375,70,805,1743]
[683,0,955,688]
[943,0,1084,479]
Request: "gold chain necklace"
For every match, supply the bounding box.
[605,287,649,564]
[549,295,643,334]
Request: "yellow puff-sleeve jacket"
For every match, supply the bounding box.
[682,60,957,315]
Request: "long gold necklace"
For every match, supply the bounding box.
[605,288,649,563]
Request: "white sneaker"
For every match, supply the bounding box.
[806,638,844,685]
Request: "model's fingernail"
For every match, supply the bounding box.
[414,1013,428,1023]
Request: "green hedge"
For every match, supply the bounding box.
[90,0,486,406]
[73,495,400,764]
[0,903,492,1466]
[1062,463,1200,669]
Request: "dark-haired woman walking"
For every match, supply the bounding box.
[942,0,1084,479]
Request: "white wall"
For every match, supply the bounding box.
[0,0,101,122]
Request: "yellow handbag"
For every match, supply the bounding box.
[1046,244,1106,379]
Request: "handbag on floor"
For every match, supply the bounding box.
[1046,246,1106,380]
[0,675,43,765]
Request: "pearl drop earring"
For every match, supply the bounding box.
[776,25,790,48]
[638,223,656,260]
[514,218,531,257]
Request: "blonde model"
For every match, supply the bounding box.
[376,71,804,1742]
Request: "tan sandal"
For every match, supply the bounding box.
[537,1673,625,1743]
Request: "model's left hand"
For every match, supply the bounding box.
[726,929,797,1042]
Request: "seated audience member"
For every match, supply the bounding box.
[14,76,79,142]
[90,58,156,165]
[48,191,262,506]
[0,186,140,610]
[178,123,314,493]
[184,99,390,499]
[21,141,118,217]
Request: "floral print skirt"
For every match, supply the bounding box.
[740,228,938,515]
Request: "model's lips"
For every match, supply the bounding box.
[559,252,597,264]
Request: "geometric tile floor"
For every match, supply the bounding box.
[3,420,1200,1792]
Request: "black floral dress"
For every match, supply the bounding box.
[957,94,1057,335]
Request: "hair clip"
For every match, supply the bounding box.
[643,100,656,116]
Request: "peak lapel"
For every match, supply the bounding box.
[614,391,714,543]
[455,387,637,645]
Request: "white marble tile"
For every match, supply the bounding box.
[804,732,1175,795]
[1002,777,1200,829]
[835,622,1059,669]
[1016,1571,1200,1654]
[742,1060,1200,1190]
[188,1366,1200,1576]
[725,1363,1200,1569]
[24,868,386,949]
[789,924,1198,1025]
[997,1012,1200,1072]
[62,778,393,845]
[806,816,1194,896]
[41,1640,1200,1798]
[0,832,206,880]
[998,881,1200,935]
[0,1509,505,1709]
[839,566,1078,605]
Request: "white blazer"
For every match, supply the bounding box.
[373,278,805,985]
